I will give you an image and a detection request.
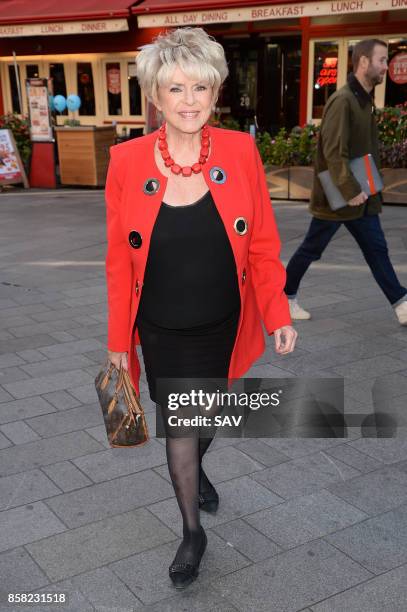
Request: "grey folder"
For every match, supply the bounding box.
[318,154,384,211]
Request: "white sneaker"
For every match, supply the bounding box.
[395,300,407,326]
[288,298,311,320]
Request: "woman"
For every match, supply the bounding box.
[105,27,297,590]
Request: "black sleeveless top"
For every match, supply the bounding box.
[136,190,240,329]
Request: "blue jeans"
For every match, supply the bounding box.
[284,214,407,306]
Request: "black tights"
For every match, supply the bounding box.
[199,437,216,493]
[163,426,217,565]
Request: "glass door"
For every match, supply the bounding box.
[219,38,258,131]
[259,36,301,132]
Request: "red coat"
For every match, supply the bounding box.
[105,126,292,396]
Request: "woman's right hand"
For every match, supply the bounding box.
[107,351,128,371]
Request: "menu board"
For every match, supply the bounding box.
[0,129,29,187]
[26,78,53,142]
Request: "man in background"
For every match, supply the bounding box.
[285,38,407,326]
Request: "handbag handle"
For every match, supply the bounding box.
[116,361,126,392]
[100,360,116,391]
[104,357,125,389]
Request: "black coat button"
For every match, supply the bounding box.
[129,231,142,249]
[143,178,160,195]
[234,217,248,235]
[209,166,227,184]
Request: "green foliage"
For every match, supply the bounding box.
[256,124,319,167]
[63,118,81,127]
[0,112,32,165]
[256,108,407,169]
[209,113,240,131]
[219,116,240,131]
[376,102,407,145]
[379,140,407,169]
[256,130,274,164]
[270,128,292,166]
[376,103,407,168]
[289,124,319,166]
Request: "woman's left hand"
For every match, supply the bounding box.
[274,325,298,354]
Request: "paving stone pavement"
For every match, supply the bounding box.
[0,189,406,612]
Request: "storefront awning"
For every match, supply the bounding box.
[0,0,139,24]
[0,0,141,37]
[132,0,406,27]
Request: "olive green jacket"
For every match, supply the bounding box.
[310,73,383,221]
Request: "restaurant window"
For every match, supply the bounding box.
[77,62,96,115]
[385,38,407,107]
[128,61,142,115]
[106,62,122,115]
[312,41,339,119]
[50,62,68,115]
[8,64,21,113]
[26,64,39,79]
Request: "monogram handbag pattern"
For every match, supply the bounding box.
[94,360,149,448]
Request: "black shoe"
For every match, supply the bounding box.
[198,487,219,513]
[169,526,207,589]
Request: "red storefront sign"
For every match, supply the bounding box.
[389,52,407,85]
[316,57,337,87]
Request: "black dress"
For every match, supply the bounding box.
[135,189,241,410]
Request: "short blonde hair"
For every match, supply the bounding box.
[135,27,228,103]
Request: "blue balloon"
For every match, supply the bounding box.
[66,94,81,112]
[48,95,55,112]
[53,95,66,113]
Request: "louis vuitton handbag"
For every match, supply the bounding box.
[94,359,149,448]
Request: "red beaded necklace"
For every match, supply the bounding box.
[157,122,210,177]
